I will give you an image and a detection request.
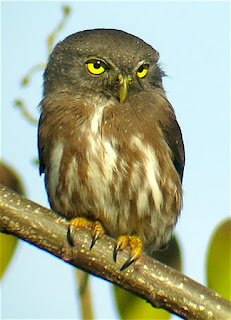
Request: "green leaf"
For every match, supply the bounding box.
[206,217,231,300]
[0,233,18,279]
[113,235,182,319]
[0,161,25,279]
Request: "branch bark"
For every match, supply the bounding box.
[0,184,230,320]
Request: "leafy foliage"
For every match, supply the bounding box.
[206,217,231,300]
[0,161,25,279]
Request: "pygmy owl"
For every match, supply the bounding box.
[38,29,185,270]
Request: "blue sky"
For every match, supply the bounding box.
[1,1,230,319]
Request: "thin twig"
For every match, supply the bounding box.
[13,5,72,125]
[47,5,72,54]
[14,99,38,125]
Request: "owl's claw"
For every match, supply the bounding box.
[67,224,75,247]
[90,221,105,250]
[113,241,121,262]
[67,217,105,250]
[68,219,143,271]
[90,233,98,250]
[114,235,143,271]
[120,254,137,271]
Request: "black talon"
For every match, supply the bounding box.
[120,255,136,271]
[67,225,75,247]
[90,238,96,250]
[90,230,100,250]
[113,242,121,262]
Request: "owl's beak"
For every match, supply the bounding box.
[118,74,132,103]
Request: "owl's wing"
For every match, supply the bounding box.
[38,114,45,175]
[162,118,185,182]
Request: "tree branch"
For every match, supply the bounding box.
[0,184,230,320]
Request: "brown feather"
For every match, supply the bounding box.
[38,29,185,255]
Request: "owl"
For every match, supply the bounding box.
[38,29,185,270]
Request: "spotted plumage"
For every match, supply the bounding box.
[38,29,184,266]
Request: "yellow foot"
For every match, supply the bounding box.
[67,217,105,250]
[113,235,143,271]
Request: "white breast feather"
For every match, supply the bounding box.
[47,140,64,203]
[131,136,163,213]
[47,105,176,249]
[86,105,120,218]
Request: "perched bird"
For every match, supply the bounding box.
[38,29,185,270]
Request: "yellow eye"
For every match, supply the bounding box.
[86,59,107,75]
[136,64,149,78]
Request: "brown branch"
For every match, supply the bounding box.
[0,184,230,320]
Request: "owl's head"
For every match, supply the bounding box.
[44,29,165,102]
